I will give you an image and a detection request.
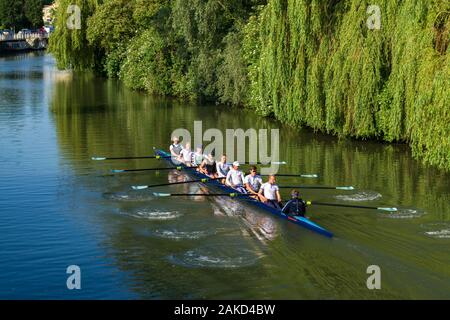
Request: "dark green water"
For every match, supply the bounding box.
[0,52,449,299]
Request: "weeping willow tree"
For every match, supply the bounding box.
[48,0,450,170]
[377,1,450,168]
[246,0,450,169]
[49,0,102,70]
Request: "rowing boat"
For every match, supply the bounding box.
[155,149,334,238]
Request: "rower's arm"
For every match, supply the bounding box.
[170,147,179,157]
[216,163,222,175]
[240,172,245,185]
[225,172,232,186]
[276,190,282,203]
[245,183,257,195]
[258,188,268,202]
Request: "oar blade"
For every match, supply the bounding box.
[112,169,125,173]
[92,157,106,161]
[377,207,398,212]
[153,192,171,197]
[300,174,319,178]
[132,185,148,190]
[336,186,355,190]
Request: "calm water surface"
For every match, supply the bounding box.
[0,52,449,299]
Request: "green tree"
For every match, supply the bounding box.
[0,0,28,29]
[49,0,102,70]
[0,0,44,29]
[25,0,45,28]
[47,0,450,170]
[86,0,135,53]
[170,0,264,100]
[119,27,172,94]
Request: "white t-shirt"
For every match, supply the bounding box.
[216,162,230,178]
[260,182,279,200]
[244,174,263,192]
[226,168,245,186]
[180,149,193,162]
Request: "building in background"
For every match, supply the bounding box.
[43,2,58,25]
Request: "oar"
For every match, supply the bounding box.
[262,174,319,178]
[279,185,355,190]
[92,155,171,161]
[239,161,287,165]
[153,192,244,198]
[112,166,198,173]
[131,177,223,190]
[307,201,398,212]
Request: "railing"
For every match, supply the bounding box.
[0,32,49,42]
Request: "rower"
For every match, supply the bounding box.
[216,154,230,178]
[192,145,205,167]
[244,166,263,200]
[225,161,246,193]
[199,151,217,178]
[281,190,307,217]
[169,136,183,158]
[179,142,193,165]
[258,175,282,210]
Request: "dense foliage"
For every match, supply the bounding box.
[49,0,101,70]
[0,0,46,29]
[49,0,450,170]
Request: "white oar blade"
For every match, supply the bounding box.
[153,192,171,197]
[132,185,148,190]
[112,169,125,173]
[378,207,398,212]
[272,161,287,165]
[92,157,106,161]
[301,174,319,178]
[336,186,355,190]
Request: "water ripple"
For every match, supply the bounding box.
[382,208,426,219]
[151,229,214,240]
[334,191,382,202]
[123,208,183,220]
[167,245,262,269]
[103,192,155,202]
[421,222,450,239]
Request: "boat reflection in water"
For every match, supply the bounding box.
[167,169,211,202]
[198,184,278,244]
[166,159,278,243]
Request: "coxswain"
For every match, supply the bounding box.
[281,190,307,217]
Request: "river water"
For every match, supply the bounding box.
[0,52,449,299]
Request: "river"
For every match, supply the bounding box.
[0,52,449,299]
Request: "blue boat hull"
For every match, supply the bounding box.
[155,149,333,238]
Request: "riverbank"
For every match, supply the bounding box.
[49,0,449,171]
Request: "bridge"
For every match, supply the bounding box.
[0,33,49,51]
